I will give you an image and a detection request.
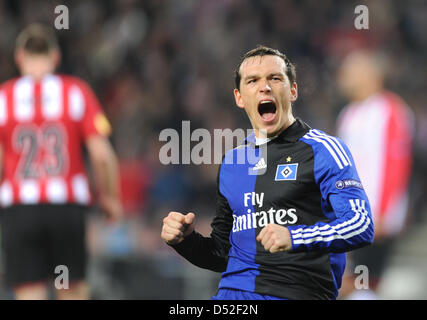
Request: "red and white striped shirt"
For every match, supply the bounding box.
[337,91,413,236]
[0,74,111,207]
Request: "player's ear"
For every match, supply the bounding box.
[234,88,245,109]
[290,82,298,102]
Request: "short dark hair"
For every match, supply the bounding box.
[234,45,296,90]
[15,23,59,54]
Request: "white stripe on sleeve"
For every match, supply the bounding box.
[291,199,371,245]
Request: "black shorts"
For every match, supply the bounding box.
[1,204,88,287]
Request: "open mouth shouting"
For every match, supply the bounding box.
[258,100,277,123]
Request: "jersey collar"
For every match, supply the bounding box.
[244,118,311,145]
[276,118,311,143]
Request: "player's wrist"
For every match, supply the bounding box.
[166,229,196,247]
[285,226,297,252]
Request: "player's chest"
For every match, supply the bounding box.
[221,142,318,213]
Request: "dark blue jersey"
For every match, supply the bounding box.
[171,118,374,299]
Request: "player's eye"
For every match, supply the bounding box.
[247,79,257,84]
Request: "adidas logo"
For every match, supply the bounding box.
[253,158,267,170]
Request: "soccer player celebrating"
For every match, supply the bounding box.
[161,46,374,300]
[0,24,122,299]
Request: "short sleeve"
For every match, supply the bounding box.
[75,79,112,139]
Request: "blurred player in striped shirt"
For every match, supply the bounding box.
[0,24,122,299]
[336,49,414,299]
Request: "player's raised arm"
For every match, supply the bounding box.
[161,169,234,273]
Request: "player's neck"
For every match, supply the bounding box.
[352,84,383,102]
[254,115,296,139]
[22,72,54,82]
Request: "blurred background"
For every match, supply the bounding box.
[0,0,426,299]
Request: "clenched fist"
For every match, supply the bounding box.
[256,223,292,253]
[161,211,196,245]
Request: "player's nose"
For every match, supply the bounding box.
[259,79,271,93]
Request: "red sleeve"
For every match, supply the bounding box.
[378,94,413,219]
[75,78,112,139]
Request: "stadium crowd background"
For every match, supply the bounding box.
[0,0,426,299]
